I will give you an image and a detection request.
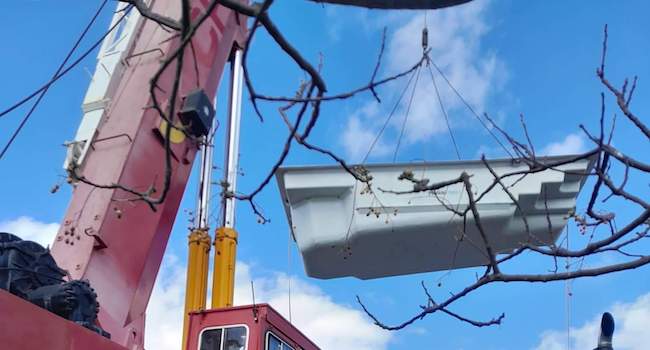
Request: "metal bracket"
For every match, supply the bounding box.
[85,227,107,250]
[91,133,133,150]
[123,48,164,67]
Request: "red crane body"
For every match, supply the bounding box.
[47,2,246,348]
[186,305,320,350]
[1,290,128,350]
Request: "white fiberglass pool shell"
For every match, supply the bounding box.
[276,155,595,280]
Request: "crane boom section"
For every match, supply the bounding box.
[50,1,246,348]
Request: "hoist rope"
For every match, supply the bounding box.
[565,225,572,349]
[287,227,293,323]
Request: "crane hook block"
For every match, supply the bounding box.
[180,89,215,137]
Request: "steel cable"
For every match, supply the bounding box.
[427,64,461,160]
[429,59,515,159]
[0,2,132,160]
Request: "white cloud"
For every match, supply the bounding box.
[341,0,507,159]
[475,144,506,159]
[541,133,586,156]
[0,217,390,349]
[534,292,650,350]
[234,262,391,350]
[324,6,343,42]
[145,254,187,350]
[146,257,391,350]
[0,216,58,247]
[341,102,392,162]
[323,5,375,43]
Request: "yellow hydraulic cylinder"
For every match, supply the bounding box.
[211,227,238,308]
[182,229,211,348]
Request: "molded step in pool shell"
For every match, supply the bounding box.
[276,155,595,280]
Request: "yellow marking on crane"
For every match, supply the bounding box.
[212,227,238,308]
[182,229,211,348]
[159,119,186,144]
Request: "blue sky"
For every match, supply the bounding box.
[1,1,649,349]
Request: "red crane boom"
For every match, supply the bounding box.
[2,2,323,349]
[50,1,245,348]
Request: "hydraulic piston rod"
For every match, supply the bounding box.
[182,114,216,347]
[212,48,243,309]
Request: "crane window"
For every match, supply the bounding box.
[200,326,247,350]
[266,332,295,350]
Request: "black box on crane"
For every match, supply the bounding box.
[179,89,214,137]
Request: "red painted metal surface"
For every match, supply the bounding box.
[48,1,247,348]
[0,290,127,350]
[185,304,320,350]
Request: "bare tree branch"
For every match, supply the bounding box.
[45,1,648,336]
[358,25,650,332]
